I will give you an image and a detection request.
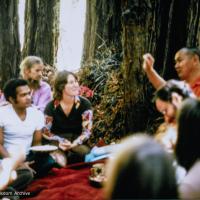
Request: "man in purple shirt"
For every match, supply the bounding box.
[19,56,52,112]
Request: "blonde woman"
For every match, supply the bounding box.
[20,56,52,111]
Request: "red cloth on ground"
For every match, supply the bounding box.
[24,162,104,200]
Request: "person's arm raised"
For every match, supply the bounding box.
[143,53,166,89]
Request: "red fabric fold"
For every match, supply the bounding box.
[24,162,104,200]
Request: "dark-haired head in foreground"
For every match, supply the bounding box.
[176,98,200,170]
[105,134,178,199]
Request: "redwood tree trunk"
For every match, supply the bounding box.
[185,0,200,46]
[0,0,21,88]
[22,0,60,66]
[82,0,122,63]
[121,0,157,132]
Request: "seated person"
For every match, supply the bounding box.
[176,98,200,199]
[0,56,52,111]
[0,79,55,178]
[44,70,93,165]
[19,56,52,112]
[105,134,178,199]
[142,47,200,97]
[152,79,195,151]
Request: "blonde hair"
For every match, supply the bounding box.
[20,56,43,77]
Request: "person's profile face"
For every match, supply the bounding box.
[155,98,176,123]
[63,74,79,97]
[14,85,32,108]
[174,51,195,81]
[26,63,43,81]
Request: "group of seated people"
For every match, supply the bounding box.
[1,47,200,199]
[0,56,93,198]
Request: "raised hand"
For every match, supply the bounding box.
[142,53,155,72]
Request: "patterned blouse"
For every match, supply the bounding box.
[44,96,93,145]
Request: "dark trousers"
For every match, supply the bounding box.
[1,169,33,200]
[67,144,90,164]
[26,152,56,178]
[10,168,33,191]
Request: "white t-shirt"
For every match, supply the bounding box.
[0,104,44,155]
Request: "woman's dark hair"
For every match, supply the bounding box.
[153,79,195,102]
[106,134,178,199]
[176,98,200,170]
[3,79,28,101]
[53,70,78,100]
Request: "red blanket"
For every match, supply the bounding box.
[24,162,104,200]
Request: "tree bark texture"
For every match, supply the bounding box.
[0,0,21,88]
[22,0,60,66]
[185,0,200,46]
[82,0,122,63]
[121,0,157,133]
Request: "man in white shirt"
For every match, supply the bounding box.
[0,79,55,178]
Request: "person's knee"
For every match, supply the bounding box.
[72,145,90,155]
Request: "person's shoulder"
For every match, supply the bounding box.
[40,81,51,90]
[27,106,44,116]
[27,107,45,126]
[0,103,12,112]
[78,96,92,111]
[79,96,92,106]
[184,161,200,182]
[44,100,56,114]
[179,161,200,199]
[45,100,54,108]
